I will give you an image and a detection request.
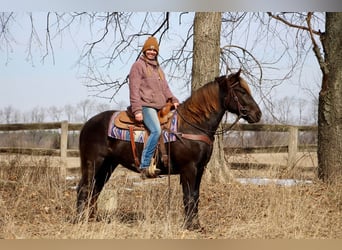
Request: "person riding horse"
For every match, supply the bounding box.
[128,36,180,179]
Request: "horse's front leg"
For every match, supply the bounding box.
[180,166,204,230]
[182,185,200,230]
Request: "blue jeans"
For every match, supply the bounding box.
[140,107,161,168]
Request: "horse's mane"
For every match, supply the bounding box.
[178,79,221,125]
[178,74,252,126]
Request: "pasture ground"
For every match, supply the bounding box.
[0,153,341,239]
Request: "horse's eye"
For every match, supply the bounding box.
[238,89,247,96]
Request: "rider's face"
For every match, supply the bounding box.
[145,49,157,60]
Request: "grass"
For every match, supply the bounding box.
[0,154,341,239]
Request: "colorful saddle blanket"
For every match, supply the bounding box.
[108,111,178,143]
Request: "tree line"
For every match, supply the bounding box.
[0,94,317,126]
[0,99,128,124]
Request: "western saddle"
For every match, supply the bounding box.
[113,100,175,170]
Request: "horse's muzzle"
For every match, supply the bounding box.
[246,109,262,123]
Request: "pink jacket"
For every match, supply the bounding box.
[129,56,179,115]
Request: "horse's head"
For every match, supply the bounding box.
[218,70,262,123]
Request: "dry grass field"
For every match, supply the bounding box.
[0,152,341,239]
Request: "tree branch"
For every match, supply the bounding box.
[41,12,55,64]
[306,12,328,75]
[221,44,263,84]
[267,12,321,36]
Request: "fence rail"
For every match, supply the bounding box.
[0,121,317,173]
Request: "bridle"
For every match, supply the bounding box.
[176,79,248,137]
[226,81,249,118]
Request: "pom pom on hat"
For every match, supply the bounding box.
[142,36,159,54]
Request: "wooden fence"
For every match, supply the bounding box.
[0,121,317,174]
[222,123,317,168]
[0,121,82,175]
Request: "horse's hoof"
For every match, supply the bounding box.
[184,221,203,231]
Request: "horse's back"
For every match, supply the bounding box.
[79,110,117,154]
[81,110,116,134]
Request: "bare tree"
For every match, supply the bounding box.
[267,12,342,184]
[191,12,227,182]
[2,106,13,124]
[30,106,45,122]
[64,104,77,122]
[48,106,63,122]
[316,13,342,183]
[2,105,19,124]
[77,99,96,122]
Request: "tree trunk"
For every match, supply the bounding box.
[192,12,221,91]
[318,12,342,184]
[192,12,229,182]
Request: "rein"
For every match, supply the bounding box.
[176,109,242,137]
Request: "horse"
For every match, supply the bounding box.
[76,70,262,230]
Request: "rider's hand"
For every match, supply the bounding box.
[135,112,143,122]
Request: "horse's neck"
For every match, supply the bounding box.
[178,105,225,138]
[206,109,226,134]
[179,81,227,137]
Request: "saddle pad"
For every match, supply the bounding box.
[108,111,178,143]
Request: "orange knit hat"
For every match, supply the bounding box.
[142,36,159,54]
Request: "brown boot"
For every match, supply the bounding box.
[140,167,161,180]
[140,150,161,179]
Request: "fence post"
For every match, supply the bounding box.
[288,126,298,168]
[60,120,69,175]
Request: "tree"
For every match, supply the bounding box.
[317,12,342,183]
[267,12,342,184]
[30,106,45,122]
[48,105,63,122]
[64,104,77,122]
[77,99,96,122]
[191,12,228,182]
[2,106,15,123]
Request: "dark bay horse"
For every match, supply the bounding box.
[76,70,262,230]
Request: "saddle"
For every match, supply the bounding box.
[114,100,174,130]
[113,100,175,170]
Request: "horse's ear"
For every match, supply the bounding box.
[236,68,242,77]
[227,69,242,82]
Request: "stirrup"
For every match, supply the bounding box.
[140,167,161,179]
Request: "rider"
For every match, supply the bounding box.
[129,36,179,178]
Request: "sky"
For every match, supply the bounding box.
[0,12,323,123]
[0,13,108,112]
[1,49,91,111]
[0,12,191,112]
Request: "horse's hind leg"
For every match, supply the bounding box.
[76,158,100,220]
[76,157,117,221]
[90,158,118,219]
